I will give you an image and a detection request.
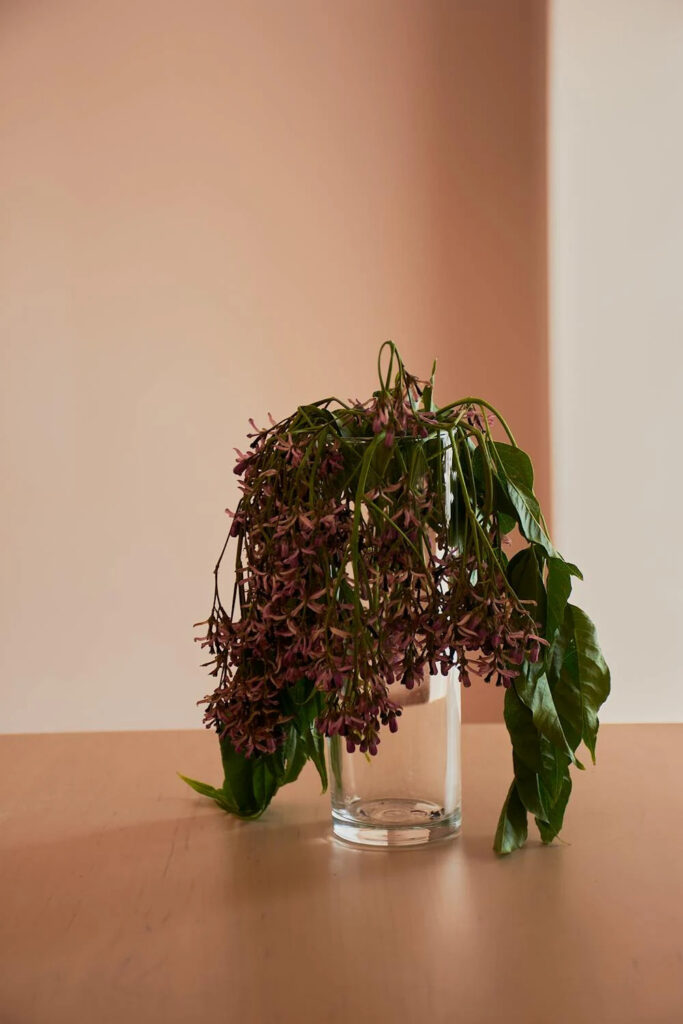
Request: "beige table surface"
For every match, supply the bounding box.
[1,724,682,1024]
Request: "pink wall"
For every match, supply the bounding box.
[435,0,550,720]
[0,0,548,731]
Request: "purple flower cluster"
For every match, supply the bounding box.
[430,555,546,688]
[198,375,545,759]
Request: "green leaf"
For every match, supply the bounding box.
[422,384,434,412]
[493,442,556,557]
[532,749,573,843]
[251,758,278,809]
[551,604,611,764]
[503,684,545,818]
[181,717,315,822]
[303,729,328,791]
[503,683,575,838]
[279,728,308,786]
[545,556,574,642]
[280,681,328,792]
[504,685,541,773]
[177,773,235,812]
[494,782,528,855]
[498,512,517,536]
[507,547,547,632]
[515,667,582,768]
[548,618,582,752]
[512,756,548,820]
[422,359,437,411]
[502,674,578,844]
[219,736,265,816]
[570,605,610,762]
[537,734,569,808]
[495,441,535,489]
[297,404,340,432]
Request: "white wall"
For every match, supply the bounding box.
[550,1,683,721]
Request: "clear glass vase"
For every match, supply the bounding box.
[327,665,462,847]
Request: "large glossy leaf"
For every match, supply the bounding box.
[251,758,279,809]
[177,773,236,813]
[179,706,318,820]
[534,729,574,843]
[551,603,611,764]
[219,735,267,816]
[500,599,609,849]
[302,729,328,792]
[503,686,573,835]
[495,441,535,488]
[545,556,574,642]
[515,666,581,768]
[281,681,328,792]
[570,605,611,761]
[507,547,547,631]
[512,755,548,821]
[497,512,517,536]
[493,782,528,855]
[493,443,556,557]
[504,684,541,774]
[536,767,572,845]
[279,727,308,786]
[537,734,569,808]
[548,617,582,751]
[471,445,516,523]
[505,686,546,818]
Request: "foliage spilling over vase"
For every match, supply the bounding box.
[181,343,610,855]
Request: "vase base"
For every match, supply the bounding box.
[332,798,461,848]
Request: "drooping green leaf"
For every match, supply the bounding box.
[532,749,573,843]
[515,667,582,769]
[492,442,556,557]
[219,736,266,816]
[545,556,574,642]
[504,685,541,773]
[472,445,514,523]
[503,684,574,841]
[303,729,328,791]
[281,681,328,792]
[503,684,546,818]
[570,605,610,762]
[550,603,611,764]
[251,758,278,809]
[497,511,517,536]
[177,773,235,812]
[297,404,341,432]
[548,616,582,752]
[512,755,548,820]
[494,782,528,855]
[495,441,535,489]
[279,728,308,786]
[180,717,314,821]
[507,547,547,632]
[537,734,569,809]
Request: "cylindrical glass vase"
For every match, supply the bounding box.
[327,666,461,847]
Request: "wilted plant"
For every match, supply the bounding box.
[181,342,610,854]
